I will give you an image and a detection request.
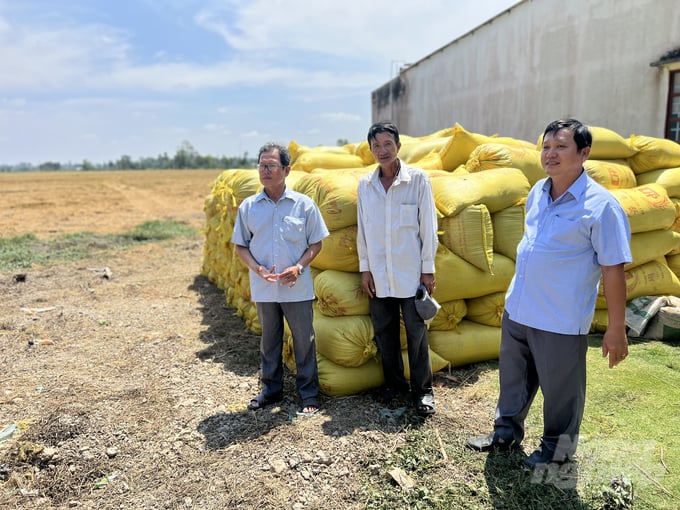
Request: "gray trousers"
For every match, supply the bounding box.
[256,301,319,406]
[494,311,587,459]
[369,296,433,397]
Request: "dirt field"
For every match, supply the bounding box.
[0,170,506,509]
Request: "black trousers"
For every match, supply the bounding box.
[369,296,433,397]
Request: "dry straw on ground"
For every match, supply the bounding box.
[0,170,510,509]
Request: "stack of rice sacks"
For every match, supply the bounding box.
[201,123,680,396]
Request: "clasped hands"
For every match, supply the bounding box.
[256,264,300,287]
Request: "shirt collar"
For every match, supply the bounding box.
[371,158,411,185]
[542,168,587,201]
[255,185,291,203]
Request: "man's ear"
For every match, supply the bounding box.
[581,146,591,161]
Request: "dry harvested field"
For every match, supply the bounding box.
[0,170,221,239]
[0,169,641,510]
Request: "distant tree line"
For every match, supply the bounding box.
[0,141,256,172]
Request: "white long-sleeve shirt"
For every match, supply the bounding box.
[357,160,438,298]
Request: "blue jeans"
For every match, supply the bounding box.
[256,301,319,406]
[369,296,433,397]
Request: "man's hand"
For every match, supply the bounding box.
[361,271,376,297]
[277,265,300,287]
[421,273,435,295]
[602,328,628,368]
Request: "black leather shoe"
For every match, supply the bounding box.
[523,445,572,469]
[466,433,517,452]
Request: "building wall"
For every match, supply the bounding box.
[372,0,680,142]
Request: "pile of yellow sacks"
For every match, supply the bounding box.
[201,123,680,396]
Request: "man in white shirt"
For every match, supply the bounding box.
[356,122,439,416]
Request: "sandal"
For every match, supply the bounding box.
[296,405,320,417]
[247,392,283,411]
[416,393,436,416]
[296,398,320,417]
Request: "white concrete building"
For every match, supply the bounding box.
[372,0,680,143]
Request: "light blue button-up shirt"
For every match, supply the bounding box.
[356,161,438,298]
[505,171,631,334]
[231,187,329,303]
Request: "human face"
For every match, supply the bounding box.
[257,149,289,189]
[369,132,401,168]
[541,128,590,181]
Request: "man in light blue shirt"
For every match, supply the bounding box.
[467,119,632,469]
[231,143,329,416]
[357,122,439,416]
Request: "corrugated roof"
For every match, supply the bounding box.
[651,46,680,67]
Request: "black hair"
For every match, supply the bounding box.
[367,122,400,145]
[543,119,592,151]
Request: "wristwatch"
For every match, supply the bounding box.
[296,263,305,275]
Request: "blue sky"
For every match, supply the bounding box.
[0,0,519,165]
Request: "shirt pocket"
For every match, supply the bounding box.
[399,204,418,229]
[282,215,306,243]
[546,215,589,251]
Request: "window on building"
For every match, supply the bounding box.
[667,70,680,142]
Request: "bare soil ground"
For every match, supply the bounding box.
[0,170,501,510]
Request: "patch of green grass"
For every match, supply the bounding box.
[0,220,197,272]
[121,220,196,241]
[361,338,680,509]
[0,233,47,270]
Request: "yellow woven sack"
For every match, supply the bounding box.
[293,170,364,231]
[428,321,501,367]
[398,136,451,164]
[583,159,637,190]
[317,354,383,396]
[611,184,676,233]
[430,167,530,217]
[354,141,376,165]
[429,299,468,331]
[466,143,545,186]
[420,126,458,139]
[491,203,525,261]
[313,311,376,368]
[627,230,680,270]
[465,291,506,327]
[217,169,262,205]
[288,140,355,164]
[291,151,366,172]
[438,205,494,273]
[438,124,493,171]
[434,245,515,302]
[590,309,609,333]
[636,167,680,198]
[440,124,535,171]
[628,135,680,174]
[313,225,359,272]
[402,349,450,378]
[410,150,444,170]
[314,269,369,316]
[596,258,680,308]
[666,253,680,279]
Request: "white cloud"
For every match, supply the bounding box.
[0,0,519,164]
[318,112,362,122]
[193,0,518,64]
[100,61,380,92]
[0,19,130,90]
